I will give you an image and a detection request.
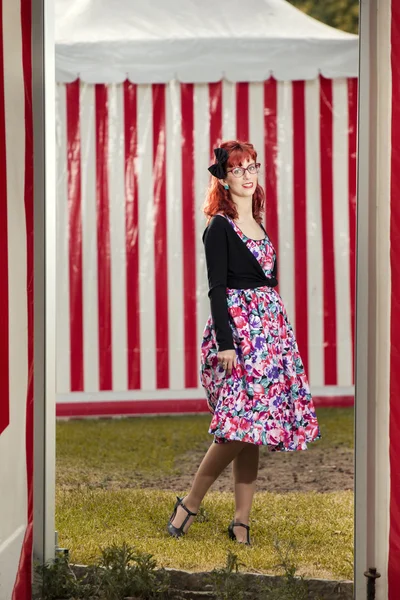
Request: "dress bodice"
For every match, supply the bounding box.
[224,215,276,278]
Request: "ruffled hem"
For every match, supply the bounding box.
[209,412,321,452]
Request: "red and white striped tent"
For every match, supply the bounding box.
[54,0,359,417]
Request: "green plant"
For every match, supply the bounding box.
[195,505,210,523]
[208,550,247,600]
[260,538,313,600]
[33,553,99,600]
[97,542,170,600]
[208,544,325,600]
[33,542,171,600]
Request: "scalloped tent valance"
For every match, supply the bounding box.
[55,0,359,84]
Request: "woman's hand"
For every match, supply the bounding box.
[217,349,237,376]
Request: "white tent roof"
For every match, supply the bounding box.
[55,0,358,83]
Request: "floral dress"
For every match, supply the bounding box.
[200,215,321,451]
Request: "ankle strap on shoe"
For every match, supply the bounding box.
[177,496,197,516]
[232,522,250,530]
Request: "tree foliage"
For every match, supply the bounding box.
[287,0,359,34]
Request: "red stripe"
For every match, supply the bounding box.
[95,85,113,390]
[12,1,34,598]
[236,82,249,141]
[152,84,169,388]
[56,395,354,418]
[347,78,357,384]
[67,81,84,391]
[319,77,337,385]
[124,82,141,389]
[264,78,279,254]
[389,1,400,593]
[209,82,222,158]
[0,0,8,438]
[181,84,198,388]
[292,81,309,373]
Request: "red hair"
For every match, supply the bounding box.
[203,140,265,224]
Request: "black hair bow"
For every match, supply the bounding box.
[208,147,228,179]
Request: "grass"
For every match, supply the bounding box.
[56,408,354,580]
[56,489,353,580]
[56,408,353,488]
[56,413,214,489]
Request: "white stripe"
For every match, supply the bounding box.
[55,84,70,393]
[0,0,28,594]
[137,85,156,390]
[332,79,353,387]
[305,79,324,388]
[108,84,128,391]
[249,82,266,193]
[56,384,355,404]
[222,80,236,140]
[194,83,211,391]
[277,81,295,326]
[80,83,99,392]
[166,81,184,389]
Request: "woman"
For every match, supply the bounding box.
[167,140,321,545]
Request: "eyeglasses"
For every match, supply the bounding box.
[226,163,261,178]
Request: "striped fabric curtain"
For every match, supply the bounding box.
[56,76,357,414]
[0,0,34,597]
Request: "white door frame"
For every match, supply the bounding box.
[355,0,392,598]
[31,0,395,598]
[32,0,56,564]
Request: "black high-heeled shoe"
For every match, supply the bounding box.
[167,496,197,538]
[228,520,251,545]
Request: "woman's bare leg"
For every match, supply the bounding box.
[231,443,260,542]
[169,440,248,532]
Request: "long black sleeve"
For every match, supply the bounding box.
[203,217,234,351]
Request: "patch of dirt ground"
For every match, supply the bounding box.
[141,444,354,494]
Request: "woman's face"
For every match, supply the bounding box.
[223,157,258,198]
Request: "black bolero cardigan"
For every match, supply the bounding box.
[202,214,278,351]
